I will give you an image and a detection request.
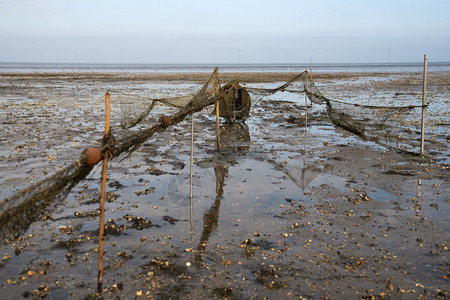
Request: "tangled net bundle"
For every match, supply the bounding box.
[0,68,427,242]
[0,159,93,242]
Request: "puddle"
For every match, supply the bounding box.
[367,187,398,202]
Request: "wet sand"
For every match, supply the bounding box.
[0,71,449,299]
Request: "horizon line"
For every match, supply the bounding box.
[1,61,449,66]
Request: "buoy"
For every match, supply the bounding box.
[81,147,102,165]
[160,116,172,128]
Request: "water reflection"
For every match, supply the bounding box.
[249,152,323,191]
[192,123,331,265]
[194,123,250,265]
[300,163,323,190]
[219,123,251,152]
[195,162,228,264]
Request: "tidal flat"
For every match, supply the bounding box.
[0,70,448,299]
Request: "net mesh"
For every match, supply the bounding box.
[0,159,93,242]
[119,94,158,129]
[112,67,220,155]
[246,71,425,152]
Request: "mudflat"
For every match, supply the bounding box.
[0,70,448,299]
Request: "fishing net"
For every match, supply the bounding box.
[119,94,158,129]
[111,67,220,156]
[213,81,251,122]
[246,71,425,152]
[118,94,193,129]
[0,158,93,243]
[0,67,427,241]
[0,68,220,242]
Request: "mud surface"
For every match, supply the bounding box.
[0,71,449,299]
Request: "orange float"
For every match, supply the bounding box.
[81,147,102,165]
[160,116,172,128]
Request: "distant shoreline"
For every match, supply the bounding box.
[2,61,449,66]
[1,62,449,75]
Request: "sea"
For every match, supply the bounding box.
[1,62,450,74]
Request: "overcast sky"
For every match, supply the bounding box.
[1,0,449,64]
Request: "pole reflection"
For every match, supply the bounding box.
[194,123,249,265]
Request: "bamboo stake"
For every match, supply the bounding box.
[304,59,309,130]
[97,92,110,293]
[189,111,195,260]
[304,93,308,130]
[215,84,221,152]
[233,86,236,123]
[310,57,313,109]
[420,54,427,156]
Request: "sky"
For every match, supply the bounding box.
[0,0,449,64]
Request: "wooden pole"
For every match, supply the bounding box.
[215,84,221,152]
[304,59,310,130]
[189,111,195,260]
[97,92,110,293]
[233,85,236,123]
[420,54,427,156]
[309,57,313,110]
[305,92,308,130]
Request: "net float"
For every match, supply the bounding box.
[160,116,172,128]
[81,147,102,165]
